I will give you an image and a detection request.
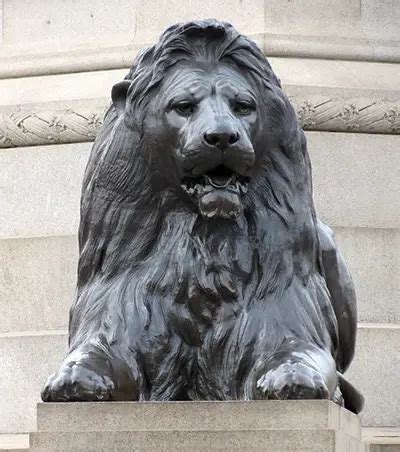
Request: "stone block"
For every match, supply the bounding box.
[0,333,68,433]
[363,427,400,452]
[308,132,400,228]
[31,400,363,451]
[262,0,398,43]
[2,0,399,51]
[0,143,90,239]
[0,236,77,334]
[370,445,400,451]
[0,0,3,45]
[270,59,400,92]
[360,0,400,41]
[2,0,265,49]
[334,227,400,324]
[0,325,397,433]
[133,0,265,45]
[1,227,398,336]
[347,326,400,427]
[263,34,400,65]
[264,0,399,42]
[0,69,124,106]
[0,325,398,434]
[263,0,362,39]
[2,0,138,48]
[0,227,398,337]
[0,434,29,451]
[29,430,357,451]
[369,447,400,452]
[2,133,399,240]
[1,60,399,108]
[37,400,360,436]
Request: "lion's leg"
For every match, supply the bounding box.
[245,339,339,402]
[42,282,146,402]
[41,337,144,402]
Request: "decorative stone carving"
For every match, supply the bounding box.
[290,93,400,134]
[0,106,106,147]
[1,95,398,148]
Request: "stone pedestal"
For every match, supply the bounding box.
[28,400,366,451]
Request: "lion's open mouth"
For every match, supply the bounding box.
[181,165,249,219]
[205,165,236,188]
[181,165,249,197]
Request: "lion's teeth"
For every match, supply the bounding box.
[208,176,233,188]
[194,183,205,195]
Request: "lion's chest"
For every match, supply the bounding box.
[142,212,318,345]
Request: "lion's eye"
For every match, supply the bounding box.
[173,102,196,116]
[233,102,255,116]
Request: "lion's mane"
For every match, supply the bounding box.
[70,20,343,401]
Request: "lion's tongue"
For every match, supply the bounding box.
[205,174,233,189]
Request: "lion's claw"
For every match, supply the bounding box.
[41,362,115,402]
[257,360,329,400]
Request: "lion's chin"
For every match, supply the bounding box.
[198,189,242,220]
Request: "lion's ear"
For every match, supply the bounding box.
[111,80,131,117]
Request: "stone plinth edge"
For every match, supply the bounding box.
[30,400,365,451]
[0,33,399,80]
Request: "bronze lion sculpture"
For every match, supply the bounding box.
[42,19,363,413]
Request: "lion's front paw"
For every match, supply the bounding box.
[41,361,115,402]
[257,360,329,400]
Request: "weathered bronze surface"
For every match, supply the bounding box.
[42,19,363,413]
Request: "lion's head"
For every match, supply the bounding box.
[79,19,311,285]
[98,19,301,221]
[141,59,259,220]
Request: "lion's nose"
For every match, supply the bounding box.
[203,130,240,149]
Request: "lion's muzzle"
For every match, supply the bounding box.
[180,123,255,220]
